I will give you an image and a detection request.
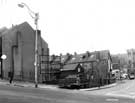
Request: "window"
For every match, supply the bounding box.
[61,58,65,61]
[78,68,81,72]
[72,57,75,60]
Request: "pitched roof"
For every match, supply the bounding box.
[85,52,97,62]
[62,50,111,65]
[15,22,34,31]
[1,22,33,36]
[61,53,72,64]
[85,50,111,61]
[61,63,79,71]
[66,53,85,64]
[50,55,61,63]
[0,27,8,36]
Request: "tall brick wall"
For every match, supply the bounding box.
[2,22,49,82]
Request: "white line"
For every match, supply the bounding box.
[106,93,135,99]
[106,98,119,102]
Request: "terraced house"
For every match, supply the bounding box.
[0,22,49,83]
[59,50,113,88]
[44,53,73,84]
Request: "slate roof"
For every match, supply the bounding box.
[61,53,72,64]
[50,55,61,63]
[66,53,85,64]
[0,27,8,36]
[61,63,79,71]
[61,50,111,71]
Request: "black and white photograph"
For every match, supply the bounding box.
[0,0,135,103]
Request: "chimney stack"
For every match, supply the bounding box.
[74,52,77,56]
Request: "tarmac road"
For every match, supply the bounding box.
[0,82,135,103]
[80,79,135,99]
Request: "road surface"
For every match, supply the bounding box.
[81,79,135,99]
[0,80,135,103]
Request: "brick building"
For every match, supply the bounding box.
[0,27,8,78]
[1,22,49,83]
[59,50,113,88]
[45,55,61,83]
[127,49,135,68]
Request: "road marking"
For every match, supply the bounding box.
[106,98,119,102]
[129,92,135,95]
[106,93,135,99]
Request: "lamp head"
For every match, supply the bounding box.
[18,3,24,8]
[1,54,7,60]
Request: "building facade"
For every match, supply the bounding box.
[127,49,135,68]
[1,22,49,83]
[59,50,113,88]
[0,27,8,78]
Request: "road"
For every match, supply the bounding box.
[81,79,135,99]
[0,80,135,103]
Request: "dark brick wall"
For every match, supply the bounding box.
[2,22,49,82]
[0,37,2,56]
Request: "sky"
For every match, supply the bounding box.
[0,0,135,55]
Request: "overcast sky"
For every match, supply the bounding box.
[0,0,135,55]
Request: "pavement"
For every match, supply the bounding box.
[79,83,117,91]
[0,79,58,90]
[0,79,118,91]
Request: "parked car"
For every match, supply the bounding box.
[128,73,135,79]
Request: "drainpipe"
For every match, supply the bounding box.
[108,59,111,84]
[9,46,15,84]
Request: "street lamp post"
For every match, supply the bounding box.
[18,3,39,88]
